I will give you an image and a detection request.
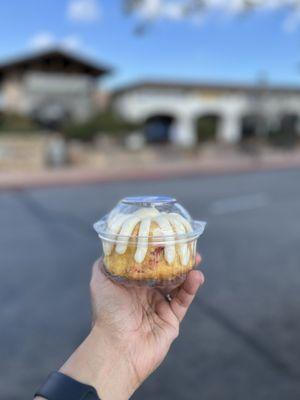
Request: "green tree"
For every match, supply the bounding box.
[0,112,38,133]
[62,110,140,142]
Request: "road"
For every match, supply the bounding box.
[1,168,300,399]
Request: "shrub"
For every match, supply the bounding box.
[196,116,219,142]
[268,129,299,149]
[0,112,38,133]
[268,115,300,148]
[62,110,140,142]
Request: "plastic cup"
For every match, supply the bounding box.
[94,196,206,289]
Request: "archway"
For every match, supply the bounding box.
[240,114,265,141]
[280,114,298,135]
[144,115,175,144]
[196,114,221,143]
[269,113,299,148]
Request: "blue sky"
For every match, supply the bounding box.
[1,0,300,88]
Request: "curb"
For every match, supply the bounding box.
[1,159,300,192]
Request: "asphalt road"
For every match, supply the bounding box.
[1,168,300,400]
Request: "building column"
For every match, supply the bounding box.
[218,113,241,144]
[171,115,197,148]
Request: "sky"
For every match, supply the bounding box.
[1,0,300,88]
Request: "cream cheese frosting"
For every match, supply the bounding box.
[104,207,192,266]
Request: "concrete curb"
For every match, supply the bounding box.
[1,158,300,191]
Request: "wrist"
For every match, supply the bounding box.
[59,326,140,400]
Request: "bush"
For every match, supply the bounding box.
[62,110,140,142]
[268,129,299,149]
[0,112,38,133]
[268,115,300,148]
[196,116,219,142]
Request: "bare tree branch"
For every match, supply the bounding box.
[123,0,300,34]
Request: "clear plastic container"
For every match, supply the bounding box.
[93,196,206,289]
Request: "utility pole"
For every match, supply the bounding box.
[253,70,269,138]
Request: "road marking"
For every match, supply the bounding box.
[210,193,269,215]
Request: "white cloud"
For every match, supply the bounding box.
[67,0,100,22]
[136,0,184,20]
[283,9,300,32]
[133,0,300,31]
[28,32,83,51]
[162,2,184,19]
[61,35,83,50]
[29,32,56,50]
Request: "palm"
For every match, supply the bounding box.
[90,258,203,383]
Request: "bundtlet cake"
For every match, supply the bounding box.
[94,196,206,288]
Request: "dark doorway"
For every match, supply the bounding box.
[144,115,174,144]
[240,114,266,141]
[281,114,298,136]
[32,102,70,130]
[269,114,299,148]
[196,114,220,143]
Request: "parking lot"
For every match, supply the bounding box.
[1,167,300,399]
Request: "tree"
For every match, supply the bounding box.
[123,1,300,35]
[62,110,140,142]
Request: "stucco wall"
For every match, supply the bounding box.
[23,72,95,121]
[1,74,25,112]
[115,87,300,146]
[0,71,97,122]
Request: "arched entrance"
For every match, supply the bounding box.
[269,113,299,148]
[280,114,298,136]
[240,114,265,141]
[196,114,221,143]
[144,115,175,144]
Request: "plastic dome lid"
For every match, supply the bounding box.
[94,195,206,245]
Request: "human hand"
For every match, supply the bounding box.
[60,255,204,400]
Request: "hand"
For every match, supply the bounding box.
[60,255,204,400]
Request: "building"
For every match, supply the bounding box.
[0,48,110,125]
[1,48,300,147]
[114,81,300,147]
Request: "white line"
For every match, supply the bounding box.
[210,193,269,215]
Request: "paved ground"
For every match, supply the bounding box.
[1,168,300,399]
[2,147,300,191]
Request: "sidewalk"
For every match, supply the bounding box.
[1,149,300,191]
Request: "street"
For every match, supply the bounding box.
[1,168,300,399]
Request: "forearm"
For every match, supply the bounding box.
[41,326,139,400]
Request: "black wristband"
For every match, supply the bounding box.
[35,372,100,400]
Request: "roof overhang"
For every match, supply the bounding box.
[0,48,112,79]
[113,79,300,96]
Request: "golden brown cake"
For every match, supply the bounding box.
[102,208,197,284]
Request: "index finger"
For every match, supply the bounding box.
[170,269,204,323]
[195,252,202,266]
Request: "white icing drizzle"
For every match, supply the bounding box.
[115,215,141,254]
[153,215,175,264]
[133,207,160,219]
[103,213,130,256]
[168,213,193,232]
[105,207,192,265]
[135,217,151,263]
[167,214,190,266]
